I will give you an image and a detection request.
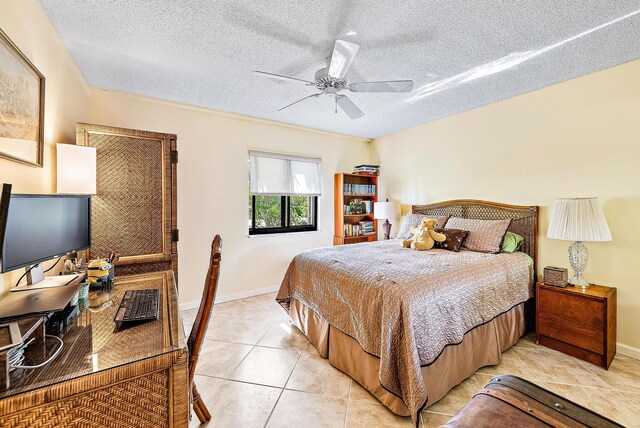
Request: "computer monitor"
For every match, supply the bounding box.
[0,184,91,287]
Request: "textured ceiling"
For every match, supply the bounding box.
[40,1,640,138]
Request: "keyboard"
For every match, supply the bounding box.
[114,289,160,324]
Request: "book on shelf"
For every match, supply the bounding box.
[343,221,375,237]
[343,183,376,195]
[343,200,373,215]
[344,223,359,237]
[359,220,375,235]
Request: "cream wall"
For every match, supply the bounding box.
[88,88,370,305]
[0,0,90,295]
[372,60,640,352]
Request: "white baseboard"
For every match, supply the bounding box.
[179,300,200,311]
[617,342,640,360]
[179,285,279,311]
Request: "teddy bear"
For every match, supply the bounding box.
[402,217,447,251]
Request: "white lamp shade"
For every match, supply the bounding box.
[56,144,97,194]
[374,202,400,220]
[547,197,612,242]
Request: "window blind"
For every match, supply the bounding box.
[249,151,322,196]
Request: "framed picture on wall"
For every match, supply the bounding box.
[0,28,45,167]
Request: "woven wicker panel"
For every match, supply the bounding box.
[414,205,465,218]
[0,371,168,428]
[87,132,164,260]
[116,262,173,277]
[413,201,538,264]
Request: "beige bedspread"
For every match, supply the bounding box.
[276,239,532,423]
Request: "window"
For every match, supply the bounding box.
[249,195,318,234]
[248,151,321,235]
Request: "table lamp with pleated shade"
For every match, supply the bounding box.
[547,197,612,288]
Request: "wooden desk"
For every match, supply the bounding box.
[0,271,189,427]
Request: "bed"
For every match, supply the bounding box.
[276,200,538,426]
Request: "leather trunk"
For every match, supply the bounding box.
[440,375,623,428]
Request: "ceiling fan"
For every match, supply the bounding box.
[253,40,413,120]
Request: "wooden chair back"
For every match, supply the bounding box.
[187,234,222,384]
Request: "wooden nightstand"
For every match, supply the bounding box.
[536,282,616,369]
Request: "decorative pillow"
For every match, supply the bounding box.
[435,228,469,252]
[444,217,511,253]
[501,231,525,253]
[396,214,450,239]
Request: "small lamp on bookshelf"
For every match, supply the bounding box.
[374,200,400,240]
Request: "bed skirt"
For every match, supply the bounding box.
[288,298,526,416]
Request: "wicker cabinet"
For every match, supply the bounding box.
[333,173,378,245]
[76,123,179,282]
[536,282,616,369]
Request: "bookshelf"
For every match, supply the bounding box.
[333,173,378,245]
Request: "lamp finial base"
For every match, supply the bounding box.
[568,241,590,288]
[382,220,391,240]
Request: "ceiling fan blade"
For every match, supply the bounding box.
[336,95,364,119]
[278,93,321,111]
[328,40,360,79]
[253,71,315,85]
[348,80,414,93]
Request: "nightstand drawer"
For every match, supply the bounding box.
[538,288,603,329]
[538,313,603,354]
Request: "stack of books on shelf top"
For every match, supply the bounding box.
[352,164,380,176]
[344,183,376,195]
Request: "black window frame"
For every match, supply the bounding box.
[249,195,318,235]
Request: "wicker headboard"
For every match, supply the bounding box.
[412,200,539,275]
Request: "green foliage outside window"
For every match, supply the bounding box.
[255,195,282,228]
[248,193,316,232]
[290,196,312,226]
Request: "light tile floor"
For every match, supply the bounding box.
[183,292,640,428]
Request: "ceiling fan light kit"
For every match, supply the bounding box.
[254,39,414,120]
